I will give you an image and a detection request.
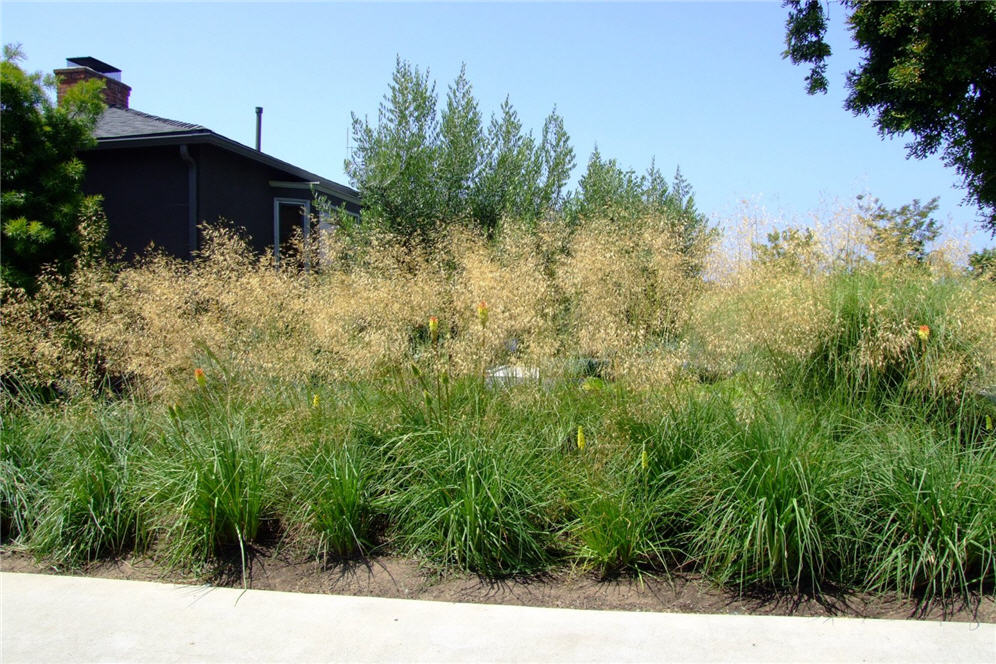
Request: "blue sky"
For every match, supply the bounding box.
[3,1,992,252]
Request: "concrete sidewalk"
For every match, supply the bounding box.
[1,572,993,663]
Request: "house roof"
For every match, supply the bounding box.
[95,107,207,139]
[91,107,360,204]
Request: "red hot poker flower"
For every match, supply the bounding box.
[429,316,439,344]
[477,301,489,329]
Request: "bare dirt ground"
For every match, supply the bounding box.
[2,545,993,624]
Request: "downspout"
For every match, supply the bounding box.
[179,145,198,257]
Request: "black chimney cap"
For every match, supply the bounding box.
[66,57,121,74]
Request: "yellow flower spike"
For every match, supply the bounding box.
[429,316,439,345]
[312,394,319,409]
[194,367,206,389]
[577,426,585,451]
[641,446,649,471]
[987,415,993,432]
[917,324,931,342]
[477,300,489,329]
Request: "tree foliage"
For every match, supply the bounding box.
[967,247,996,282]
[438,64,482,223]
[753,227,820,274]
[1,45,106,291]
[783,1,996,235]
[346,58,575,244]
[535,108,574,217]
[347,57,712,265]
[471,97,537,237]
[566,151,713,270]
[858,196,940,266]
[345,58,441,247]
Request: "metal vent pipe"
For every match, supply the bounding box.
[255,106,263,151]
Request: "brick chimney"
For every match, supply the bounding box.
[54,57,131,109]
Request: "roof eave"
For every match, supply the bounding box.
[91,132,361,204]
[91,129,214,146]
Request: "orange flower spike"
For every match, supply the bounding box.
[917,325,931,342]
[477,300,489,329]
[428,316,439,345]
[194,367,206,388]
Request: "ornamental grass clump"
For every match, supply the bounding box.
[0,397,149,565]
[561,388,705,577]
[686,399,859,592]
[572,482,668,577]
[783,267,996,449]
[687,260,829,381]
[0,399,54,543]
[383,428,558,577]
[861,425,996,602]
[569,442,680,578]
[29,412,148,565]
[140,372,276,576]
[283,440,381,560]
[556,216,701,360]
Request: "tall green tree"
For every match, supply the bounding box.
[347,59,575,244]
[1,45,105,291]
[532,107,575,219]
[783,0,996,235]
[345,57,441,245]
[568,152,711,256]
[567,147,644,222]
[471,97,537,237]
[438,64,483,222]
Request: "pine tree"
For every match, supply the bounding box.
[1,45,105,291]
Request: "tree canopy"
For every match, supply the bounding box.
[783,1,996,235]
[566,152,712,269]
[346,58,576,244]
[857,195,941,266]
[347,57,707,260]
[1,45,106,291]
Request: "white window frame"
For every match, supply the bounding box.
[272,197,311,263]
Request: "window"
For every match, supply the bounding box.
[272,197,311,263]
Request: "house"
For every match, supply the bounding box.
[55,57,360,260]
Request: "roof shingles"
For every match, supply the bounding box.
[93,107,206,139]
